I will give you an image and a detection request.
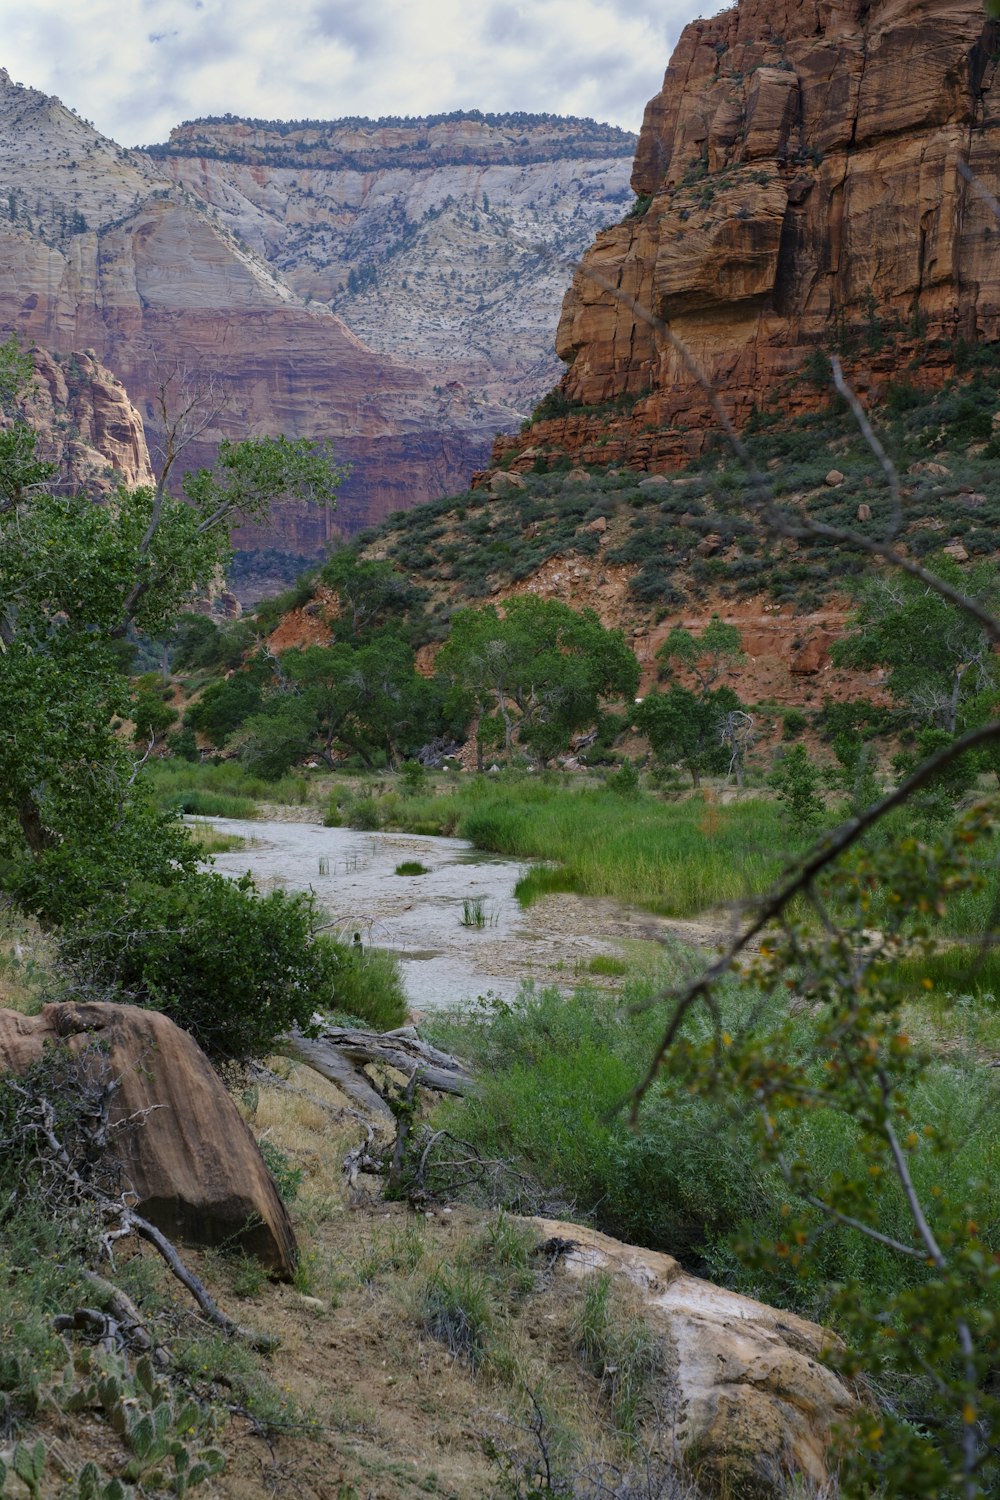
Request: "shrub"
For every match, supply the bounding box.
[331,944,407,1031]
[768,743,825,829]
[781,707,808,740]
[61,872,340,1062]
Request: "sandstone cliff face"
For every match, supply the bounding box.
[148,114,635,423]
[0,72,485,553]
[15,347,153,493]
[495,0,1000,472]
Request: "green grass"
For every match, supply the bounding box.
[388,778,798,918]
[424,974,1000,1320]
[585,954,630,977]
[891,945,1000,1001]
[146,759,319,814]
[395,860,429,876]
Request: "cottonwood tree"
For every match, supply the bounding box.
[832,558,999,736]
[634,683,741,788]
[437,595,639,768]
[0,336,347,1057]
[238,637,438,774]
[657,612,745,691]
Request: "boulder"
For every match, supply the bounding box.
[532,1218,857,1495]
[790,631,834,675]
[489,469,528,492]
[0,1002,297,1278]
[824,469,845,487]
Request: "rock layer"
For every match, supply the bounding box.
[495,0,1000,473]
[148,113,636,424]
[534,1218,857,1494]
[0,1002,297,1277]
[0,72,482,552]
[14,346,153,493]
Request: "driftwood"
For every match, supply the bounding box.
[277,1021,475,1125]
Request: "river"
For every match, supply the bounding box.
[199,817,676,1013]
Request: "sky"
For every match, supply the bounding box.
[1,0,707,147]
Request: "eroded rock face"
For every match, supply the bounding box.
[13,347,153,493]
[533,1218,857,1495]
[0,1003,297,1278]
[0,71,481,552]
[496,0,1000,473]
[151,115,636,426]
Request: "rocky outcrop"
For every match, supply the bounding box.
[534,1218,858,1495]
[14,346,153,493]
[147,113,636,424]
[495,0,1000,473]
[0,1002,297,1277]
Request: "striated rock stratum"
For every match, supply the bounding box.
[147,113,636,427]
[13,346,153,494]
[495,0,1000,474]
[0,74,634,566]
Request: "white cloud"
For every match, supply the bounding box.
[0,0,706,145]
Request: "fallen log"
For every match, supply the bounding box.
[276,1021,475,1125]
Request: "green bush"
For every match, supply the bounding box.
[331,944,407,1031]
[61,873,340,1063]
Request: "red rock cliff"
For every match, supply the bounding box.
[495,0,1000,472]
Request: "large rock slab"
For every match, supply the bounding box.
[533,1217,857,1495]
[0,1002,297,1278]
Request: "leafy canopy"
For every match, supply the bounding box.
[437,595,639,766]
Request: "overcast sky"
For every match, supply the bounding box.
[2,0,707,146]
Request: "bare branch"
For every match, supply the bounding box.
[830,355,902,536]
[631,721,1000,1114]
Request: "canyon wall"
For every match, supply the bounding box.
[148,113,635,421]
[0,76,636,575]
[14,346,153,494]
[494,0,1000,473]
[0,75,494,557]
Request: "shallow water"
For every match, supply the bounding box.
[199,817,628,1013]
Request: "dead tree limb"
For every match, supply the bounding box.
[277,1022,475,1125]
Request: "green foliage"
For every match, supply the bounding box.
[61,874,340,1062]
[892,726,980,817]
[605,758,641,797]
[319,550,429,643]
[257,1139,305,1203]
[330,944,408,1031]
[436,596,639,766]
[635,685,740,787]
[131,684,178,746]
[0,344,344,937]
[426,983,770,1260]
[657,613,744,690]
[184,668,267,747]
[833,558,1000,734]
[768,743,825,829]
[239,637,438,775]
[781,707,808,740]
[667,802,1000,1496]
[398,759,429,796]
